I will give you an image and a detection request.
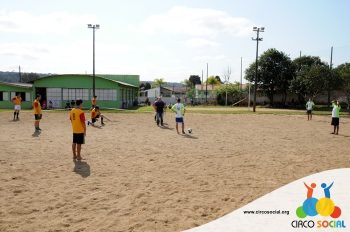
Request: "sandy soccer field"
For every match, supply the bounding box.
[0,110,350,232]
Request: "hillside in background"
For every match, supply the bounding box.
[0,71,49,83]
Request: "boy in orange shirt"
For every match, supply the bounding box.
[70,99,86,160]
[33,94,42,132]
[87,106,105,126]
[12,93,22,121]
[91,95,97,109]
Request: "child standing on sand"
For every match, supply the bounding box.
[331,100,341,135]
[171,98,186,134]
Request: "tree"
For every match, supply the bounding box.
[139,83,145,90]
[290,56,325,103]
[290,56,330,103]
[189,75,201,86]
[325,68,343,106]
[215,76,223,84]
[303,65,330,97]
[206,76,220,98]
[144,82,151,90]
[152,78,165,88]
[21,72,40,83]
[335,63,350,111]
[245,48,295,106]
[216,83,245,105]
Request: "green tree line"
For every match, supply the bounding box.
[245,48,348,108]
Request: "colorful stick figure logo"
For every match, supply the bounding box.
[296,182,342,219]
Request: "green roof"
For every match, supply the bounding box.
[0,81,33,88]
[35,74,139,88]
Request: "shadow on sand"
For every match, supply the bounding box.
[181,134,198,139]
[73,160,91,178]
[32,130,41,137]
[337,134,350,138]
[159,125,174,130]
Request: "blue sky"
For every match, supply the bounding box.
[0,0,349,83]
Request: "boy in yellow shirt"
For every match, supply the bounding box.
[70,99,86,160]
[33,94,42,132]
[12,93,22,121]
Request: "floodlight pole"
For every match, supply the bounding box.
[252,27,264,112]
[88,24,100,97]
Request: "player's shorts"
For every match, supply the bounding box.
[175,117,184,123]
[92,118,97,123]
[34,114,42,121]
[14,105,21,111]
[307,110,312,114]
[331,117,339,126]
[73,133,85,144]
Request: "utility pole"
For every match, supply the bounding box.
[328,46,333,107]
[252,27,265,112]
[87,24,100,97]
[206,63,208,104]
[19,65,22,82]
[201,69,203,103]
[240,57,243,90]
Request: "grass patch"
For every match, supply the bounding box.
[1,106,349,117]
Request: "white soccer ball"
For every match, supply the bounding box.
[187,128,192,133]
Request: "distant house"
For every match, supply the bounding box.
[194,84,219,103]
[139,86,186,104]
[0,81,33,109]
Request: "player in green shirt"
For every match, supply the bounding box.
[331,100,341,135]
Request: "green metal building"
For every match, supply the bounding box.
[0,82,33,109]
[0,74,139,109]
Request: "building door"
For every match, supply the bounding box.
[46,88,62,109]
[35,88,47,108]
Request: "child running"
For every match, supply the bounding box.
[171,98,186,134]
[87,106,105,126]
[33,94,42,132]
[12,93,22,121]
[331,100,341,135]
[70,99,86,160]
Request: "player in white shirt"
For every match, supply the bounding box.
[305,98,315,121]
[171,98,186,134]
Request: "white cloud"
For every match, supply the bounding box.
[193,55,227,62]
[0,43,50,60]
[184,38,219,48]
[142,6,253,37]
[0,10,97,34]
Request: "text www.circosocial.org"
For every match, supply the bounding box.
[243,210,290,215]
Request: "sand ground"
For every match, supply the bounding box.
[0,111,349,232]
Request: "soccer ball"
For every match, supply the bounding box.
[187,128,192,133]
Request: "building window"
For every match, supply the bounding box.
[10,92,16,99]
[25,92,31,102]
[47,88,62,108]
[12,92,26,101]
[63,88,90,101]
[2,92,9,101]
[91,89,117,101]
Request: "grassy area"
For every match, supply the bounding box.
[1,106,349,117]
[116,105,350,116]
